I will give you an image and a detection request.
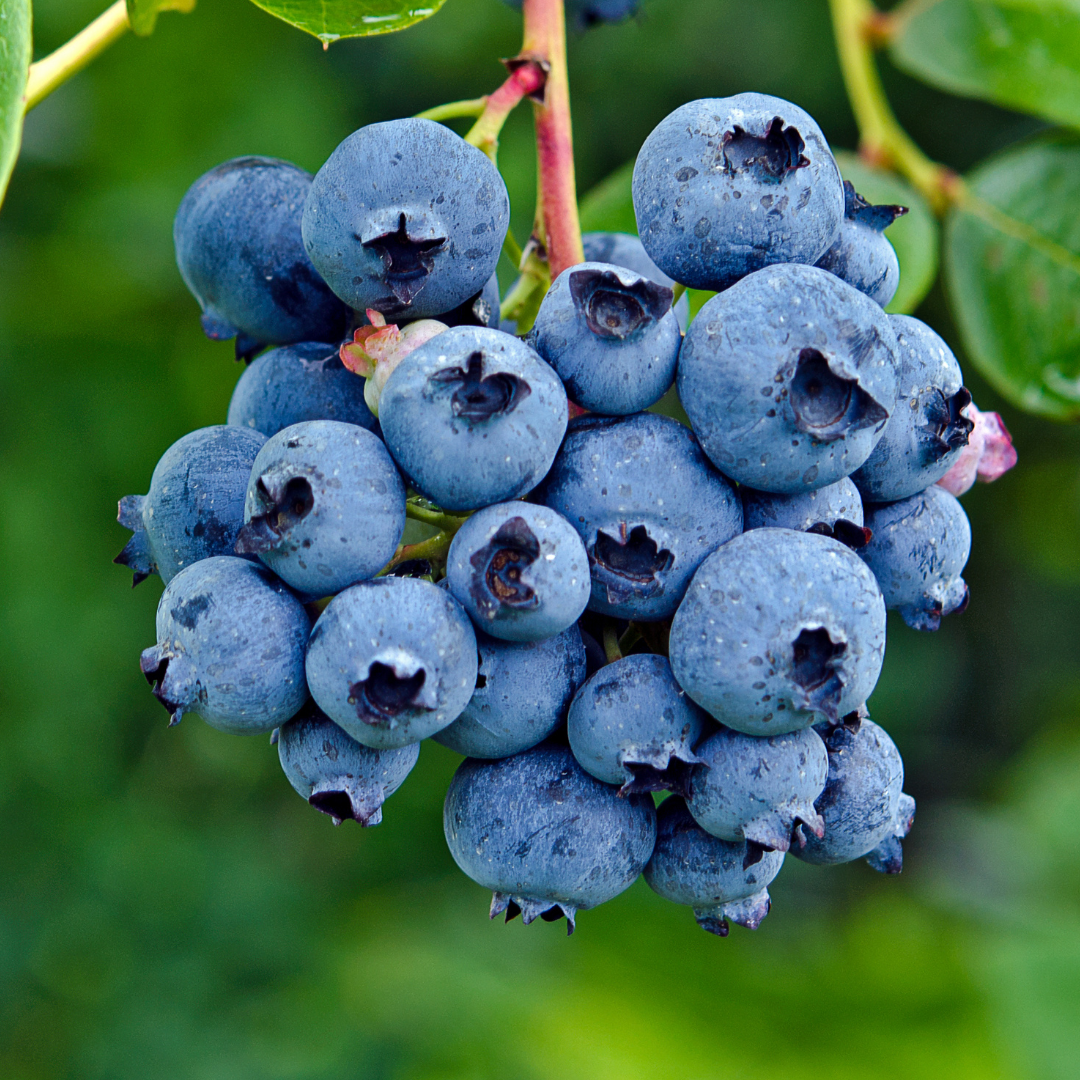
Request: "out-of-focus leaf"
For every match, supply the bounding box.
[247,0,446,44]
[834,151,939,315]
[0,0,31,209]
[890,0,1080,129]
[945,131,1080,418]
[578,160,636,234]
[126,0,197,37]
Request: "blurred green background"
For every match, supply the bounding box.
[2,1,1080,1076]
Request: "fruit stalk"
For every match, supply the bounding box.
[465,60,549,162]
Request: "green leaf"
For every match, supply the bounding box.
[127,0,198,38]
[945,131,1080,418]
[247,0,446,44]
[0,0,31,210]
[578,160,636,234]
[890,0,1080,129]
[834,151,939,315]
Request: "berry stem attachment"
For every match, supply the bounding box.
[405,498,471,532]
[464,58,549,163]
[380,531,453,576]
[416,98,488,123]
[602,621,623,664]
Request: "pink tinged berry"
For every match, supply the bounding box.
[937,401,1017,496]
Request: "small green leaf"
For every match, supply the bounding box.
[834,151,939,315]
[0,0,31,210]
[945,131,1080,418]
[247,0,446,44]
[890,0,1080,129]
[126,0,197,38]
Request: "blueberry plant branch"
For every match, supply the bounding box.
[464,58,548,163]
[416,98,488,123]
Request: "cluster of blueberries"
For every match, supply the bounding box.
[116,92,1015,937]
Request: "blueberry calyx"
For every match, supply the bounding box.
[429,351,532,423]
[348,658,431,724]
[362,212,446,311]
[490,891,578,935]
[308,788,383,827]
[843,180,908,233]
[790,626,847,721]
[139,646,194,726]
[924,385,974,456]
[789,348,889,441]
[235,474,315,554]
[568,267,672,340]
[621,750,702,798]
[591,523,674,603]
[806,519,874,550]
[742,839,767,871]
[115,494,154,586]
[722,117,809,182]
[468,516,541,616]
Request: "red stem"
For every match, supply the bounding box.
[466,60,548,160]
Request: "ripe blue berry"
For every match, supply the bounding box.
[644,796,785,937]
[529,261,681,415]
[540,413,743,621]
[582,232,690,329]
[669,529,886,734]
[277,703,419,826]
[686,726,828,851]
[445,502,591,642]
[433,625,586,759]
[302,119,510,321]
[792,714,915,873]
[815,181,906,308]
[116,425,267,586]
[174,157,347,357]
[234,420,405,599]
[852,316,973,502]
[633,94,845,291]
[859,485,971,631]
[379,326,568,511]
[443,743,656,933]
[140,556,310,733]
[741,477,870,549]
[306,576,478,749]
[227,341,376,437]
[678,263,898,494]
[567,654,712,795]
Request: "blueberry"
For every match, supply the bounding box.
[678,263,898,494]
[379,326,568,512]
[567,654,713,795]
[632,94,845,291]
[669,529,886,734]
[302,119,510,321]
[852,316,973,502]
[174,157,347,357]
[792,713,915,873]
[433,625,587,759]
[443,743,656,933]
[741,477,871,550]
[234,420,405,598]
[643,796,785,937]
[139,556,309,733]
[306,576,477,749]
[437,272,501,329]
[582,232,690,329]
[815,181,907,308]
[859,485,971,631]
[540,413,743,620]
[445,502,591,642]
[227,341,376,438]
[116,425,267,586]
[529,261,682,415]
[685,726,828,851]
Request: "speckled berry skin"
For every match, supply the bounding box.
[379,326,567,512]
[443,743,657,933]
[678,263,898,494]
[793,716,915,873]
[116,426,267,586]
[852,316,973,502]
[644,796,785,937]
[859,485,971,632]
[539,413,743,621]
[686,726,828,851]
[306,576,478,749]
[568,654,713,795]
[582,232,690,329]
[669,529,886,734]
[632,94,845,291]
[433,625,586,759]
[235,420,405,599]
[815,181,904,308]
[139,557,310,734]
[174,157,347,350]
[277,703,420,826]
[302,119,510,320]
[446,502,591,642]
[227,342,376,438]
[742,477,864,532]
[529,261,681,415]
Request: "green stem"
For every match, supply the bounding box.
[416,98,487,123]
[405,500,471,532]
[464,59,548,163]
[24,1,131,111]
[618,624,642,654]
[499,241,549,332]
[380,531,452,575]
[602,622,622,664]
